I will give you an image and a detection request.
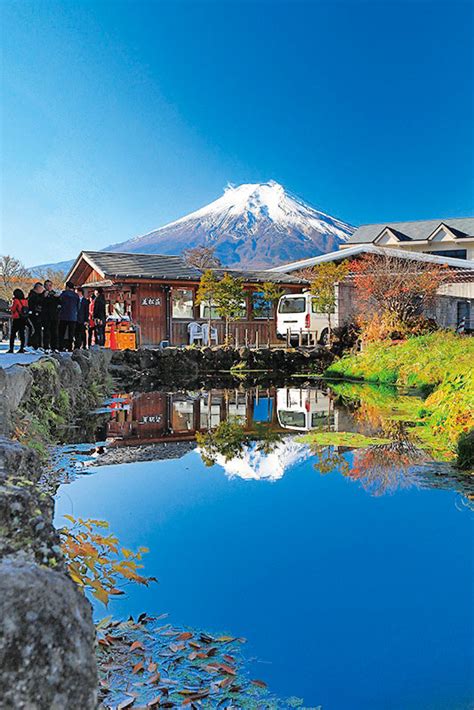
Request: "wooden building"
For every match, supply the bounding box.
[66,251,307,347]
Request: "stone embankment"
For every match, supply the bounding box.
[0,349,112,710]
[110,344,335,387]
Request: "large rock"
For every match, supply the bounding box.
[0,366,34,435]
[0,558,97,710]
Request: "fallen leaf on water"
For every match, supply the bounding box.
[223,654,235,663]
[96,615,113,629]
[188,652,197,661]
[132,661,144,674]
[200,633,213,644]
[130,641,144,652]
[148,662,158,673]
[177,631,193,641]
[146,696,161,708]
[149,673,160,684]
[219,663,236,676]
[251,679,267,688]
[117,697,135,709]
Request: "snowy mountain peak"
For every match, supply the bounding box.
[105,181,355,269]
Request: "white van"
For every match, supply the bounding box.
[276,292,336,345]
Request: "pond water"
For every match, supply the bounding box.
[54,384,474,709]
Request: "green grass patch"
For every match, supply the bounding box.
[326,332,474,464]
[297,431,390,448]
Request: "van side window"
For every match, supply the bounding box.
[312,298,334,314]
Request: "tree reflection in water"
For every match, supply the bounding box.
[349,440,429,496]
[309,421,431,497]
[196,418,283,467]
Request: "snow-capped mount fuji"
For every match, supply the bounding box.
[105,181,354,269]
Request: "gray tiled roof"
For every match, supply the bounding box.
[348,217,474,244]
[81,251,203,280]
[75,251,305,284]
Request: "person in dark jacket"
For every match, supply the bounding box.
[8,288,29,353]
[93,287,107,346]
[42,280,61,352]
[28,282,45,350]
[58,281,80,351]
[74,287,90,349]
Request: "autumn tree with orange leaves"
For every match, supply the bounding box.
[351,253,451,334]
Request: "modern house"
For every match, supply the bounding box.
[66,251,307,346]
[340,217,474,261]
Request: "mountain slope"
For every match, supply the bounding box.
[104,181,354,269]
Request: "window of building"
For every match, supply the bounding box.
[252,292,272,319]
[199,302,221,319]
[172,289,194,319]
[200,299,246,319]
[426,249,467,260]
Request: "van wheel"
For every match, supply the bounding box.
[318,328,329,346]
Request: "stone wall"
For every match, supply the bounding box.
[110,344,335,388]
[0,349,112,710]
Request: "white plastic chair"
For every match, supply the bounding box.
[187,321,203,345]
[201,323,218,346]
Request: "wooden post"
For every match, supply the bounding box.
[245,329,248,347]
[299,328,302,347]
[286,328,290,350]
[235,327,239,348]
[255,330,259,350]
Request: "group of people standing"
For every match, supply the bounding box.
[8,280,107,354]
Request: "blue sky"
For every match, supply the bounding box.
[1,0,473,265]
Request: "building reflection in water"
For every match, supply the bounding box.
[105,386,338,446]
[91,386,474,502]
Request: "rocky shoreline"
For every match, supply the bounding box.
[0,349,112,709]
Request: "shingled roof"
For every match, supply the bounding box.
[68,251,306,285]
[75,251,203,281]
[348,217,474,244]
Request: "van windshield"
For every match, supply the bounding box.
[278,297,306,314]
